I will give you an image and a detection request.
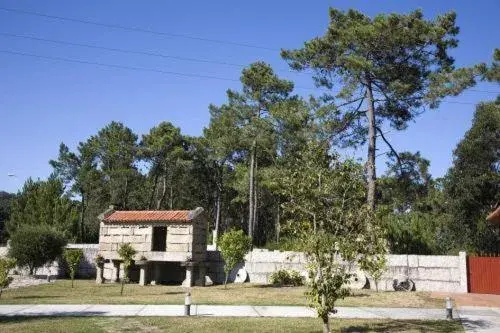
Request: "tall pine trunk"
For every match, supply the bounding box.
[252,158,258,241]
[214,189,221,247]
[248,140,256,243]
[148,174,159,209]
[365,78,377,211]
[79,191,86,242]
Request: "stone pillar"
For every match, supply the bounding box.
[111,260,120,283]
[139,264,148,286]
[96,263,105,284]
[458,251,468,293]
[183,266,194,287]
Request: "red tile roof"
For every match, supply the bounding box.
[103,210,192,223]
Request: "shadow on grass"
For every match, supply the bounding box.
[11,295,64,300]
[163,292,185,295]
[340,319,464,332]
[347,293,370,298]
[254,284,301,289]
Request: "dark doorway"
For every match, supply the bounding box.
[152,226,167,251]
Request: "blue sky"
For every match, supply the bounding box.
[0,0,498,193]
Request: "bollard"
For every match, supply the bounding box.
[185,292,191,316]
[445,297,453,319]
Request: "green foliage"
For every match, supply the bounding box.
[6,177,79,241]
[282,8,479,214]
[444,101,500,253]
[206,62,295,244]
[264,237,303,252]
[8,225,67,275]
[269,269,303,286]
[276,141,387,331]
[117,243,137,296]
[0,257,16,298]
[218,229,252,288]
[63,249,83,288]
[0,191,15,243]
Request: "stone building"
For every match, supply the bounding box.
[96,206,207,287]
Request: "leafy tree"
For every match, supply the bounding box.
[218,228,252,288]
[8,225,67,275]
[50,141,103,242]
[0,257,16,299]
[117,243,137,296]
[63,248,83,288]
[0,191,15,243]
[377,151,432,213]
[282,8,479,210]
[86,122,145,210]
[276,141,386,333]
[207,62,294,243]
[140,122,188,209]
[444,101,500,253]
[6,177,79,240]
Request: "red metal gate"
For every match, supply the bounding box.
[467,256,500,294]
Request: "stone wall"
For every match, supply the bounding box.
[206,249,468,293]
[0,244,98,278]
[0,244,468,293]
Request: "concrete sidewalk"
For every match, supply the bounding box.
[1,304,499,332]
[0,304,455,319]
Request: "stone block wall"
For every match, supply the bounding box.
[205,249,468,293]
[98,224,154,260]
[98,220,206,263]
[0,243,468,293]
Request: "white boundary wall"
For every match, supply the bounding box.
[207,249,468,293]
[0,244,468,293]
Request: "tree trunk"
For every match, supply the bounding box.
[79,191,86,243]
[224,272,229,289]
[169,185,173,210]
[248,140,256,243]
[156,166,167,209]
[214,189,221,248]
[322,316,330,333]
[276,204,280,243]
[365,77,377,211]
[148,174,159,209]
[252,158,258,241]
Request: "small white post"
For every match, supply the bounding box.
[184,292,192,316]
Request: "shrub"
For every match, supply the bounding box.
[63,248,83,288]
[0,258,16,298]
[269,269,304,286]
[218,229,251,289]
[117,243,137,296]
[8,225,67,275]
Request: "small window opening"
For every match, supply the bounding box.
[152,226,167,251]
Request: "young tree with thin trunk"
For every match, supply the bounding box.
[282,8,480,211]
[117,243,137,296]
[276,141,386,333]
[218,229,251,289]
[63,248,83,288]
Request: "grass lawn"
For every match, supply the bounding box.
[0,316,464,333]
[0,279,444,308]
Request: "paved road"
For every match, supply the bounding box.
[1,304,499,332]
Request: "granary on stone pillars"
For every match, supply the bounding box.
[96,206,208,287]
